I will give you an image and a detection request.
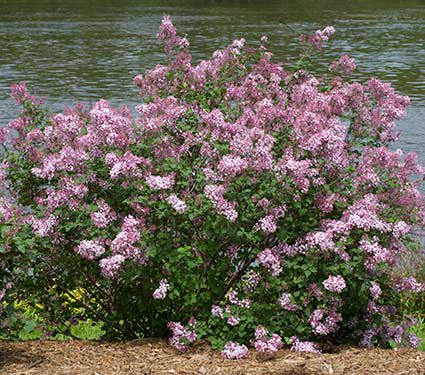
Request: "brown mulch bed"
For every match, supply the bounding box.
[0,340,424,375]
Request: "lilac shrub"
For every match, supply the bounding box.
[1,16,424,352]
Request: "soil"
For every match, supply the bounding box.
[0,340,424,375]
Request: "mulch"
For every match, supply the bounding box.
[0,339,424,375]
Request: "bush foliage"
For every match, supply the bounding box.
[1,17,424,356]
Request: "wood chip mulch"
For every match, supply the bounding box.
[0,339,424,375]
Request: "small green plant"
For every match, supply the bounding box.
[70,319,105,340]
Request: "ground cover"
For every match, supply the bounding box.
[1,340,424,375]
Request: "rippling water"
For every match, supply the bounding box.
[0,0,424,162]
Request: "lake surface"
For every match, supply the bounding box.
[0,0,424,163]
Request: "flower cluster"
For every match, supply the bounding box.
[369,282,382,300]
[90,199,116,228]
[146,174,175,190]
[257,249,282,276]
[329,55,357,76]
[166,194,187,214]
[221,341,249,360]
[302,26,336,50]
[278,292,298,311]
[228,290,251,308]
[204,185,238,222]
[75,240,105,260]
[253,326,283,354]
[211,304,224,318]
[99,255,126,278]
[153,279,170,300]
[27,215,58,238]
[168,319,197,352]
[290,336,321,354]
[110,215,144,260]
[395,277,424,293]
[322,275,346,293]
[309,308,342,336]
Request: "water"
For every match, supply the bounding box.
[0,0,424,163]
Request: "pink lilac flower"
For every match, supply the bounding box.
[322,275,346,293]
[383,324,404,344]
[274,149,317,193]
[256,197,270,209]
[110,215,143,259]
[407,333,421,349]
[221,341,249,360]
[392,221,411,238]
[53,112,83,136]
[58,146,89,171]
[305,230,336,251]
[316,193,338,213]
[342,194,390,233]
[204,184,238,222]
[395,277,424,293]
[309,308,342,336]
[29,215,58,237]
[153,279,170,300]
[231,38,245,54]
[104,151,146,180]
[244,271,261,292]
[309,309,327,335]
[369,281,382,300]
[302,26,335,50]
[227,315,240,326]
[133,74,143,86]
[168,321,197,352]
[166,194,187,213]
[157,15,177,42]
[254,325,268,339]
[278,292,298,311]
[146,174,175,190]
[99,255,126,278]
[0,161,9,184]
[90,199,116,228]
[228,290,251,308]
[290,336,321,354]
[40,178,88,211]
[10,81,39,104]
[0,197,16,223]
[178,37,189,49]
[307,283,323,298]
[211,305,224,319]
[32,147,89,180]
[255,214,277,234]
[218,155,248,177]
[360,329,377,348]
[0,128,8,144]
[87,99,134,148]
[359,238,392,271]
[257,248,282,276]
[156,15,191,56]
[329,55,356,76]
[75,240,105,260]
[254,334,282,354]
[30,157,56,180]
[253,326,282,354]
